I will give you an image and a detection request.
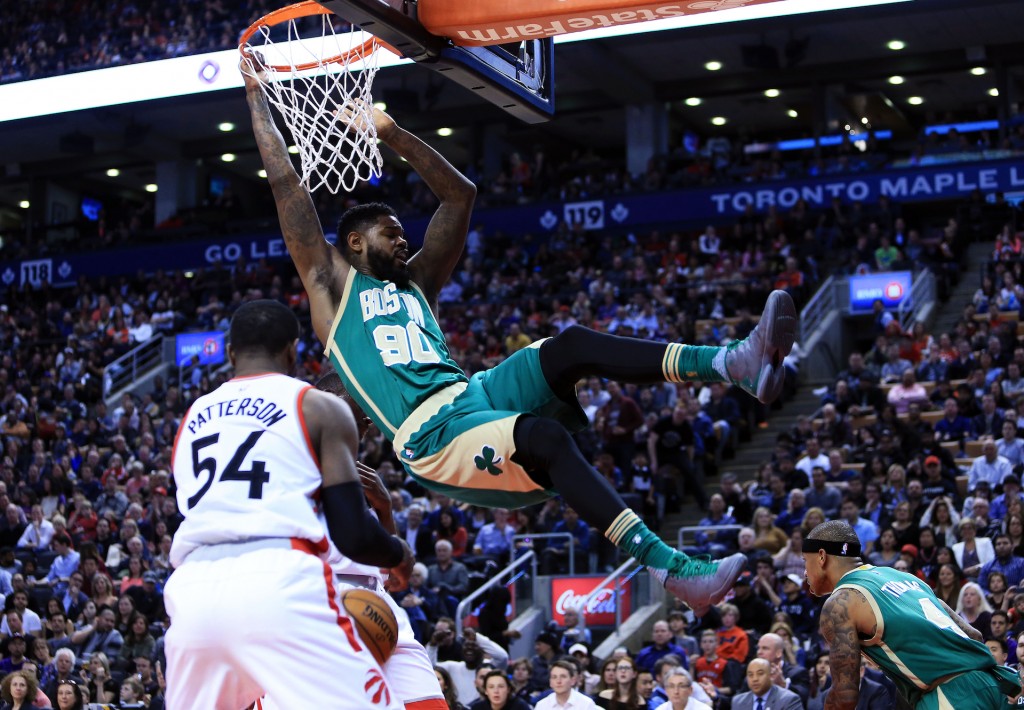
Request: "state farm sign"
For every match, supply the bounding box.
[550,576,633,626]
[419,1,788,46]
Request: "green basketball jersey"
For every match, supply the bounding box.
[836,565,1014,704]
[324,269,467,441]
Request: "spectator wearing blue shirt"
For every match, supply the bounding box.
[773,489,808,535]
[934,398,974,446]
[635,621,688,674]
[37,534,79,597]
[979,535,1024,591]
[997,421,1024,467]
[541,507,589,575]
[472,508,515,565]
[690,494,737,558]
[991,474,1024,521]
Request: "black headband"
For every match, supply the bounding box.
[802,538,861,557]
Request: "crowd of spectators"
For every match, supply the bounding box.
[415,203,1024,710]
[0,142,1020,710]
[0,0,287,85]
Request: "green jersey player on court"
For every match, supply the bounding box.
[242,56,798,611]
[802,520,1022,710]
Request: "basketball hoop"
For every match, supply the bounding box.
[239,1,400,194]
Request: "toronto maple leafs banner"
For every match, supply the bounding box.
[2,157,1023,291]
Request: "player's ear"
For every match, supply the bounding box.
[347,230,363,255]
[227,345,236,368]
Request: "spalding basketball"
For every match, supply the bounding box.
[342,588,398,665]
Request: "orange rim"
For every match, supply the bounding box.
[238,0,400,73]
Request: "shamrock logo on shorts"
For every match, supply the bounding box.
[474,446,504,475]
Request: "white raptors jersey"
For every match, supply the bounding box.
[170,373,326,567]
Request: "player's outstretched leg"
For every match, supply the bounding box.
[514,417,746,611]
[539,290,797,404]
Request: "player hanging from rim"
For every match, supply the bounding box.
[241,54,797,610]
[802,520,1022,710]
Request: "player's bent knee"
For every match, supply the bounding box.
[515,416,574,465]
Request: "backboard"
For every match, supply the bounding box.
[315,0,555,123]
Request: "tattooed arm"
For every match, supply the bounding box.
[936,597,984,642]
[820,589,864,710]
[241,59,346,343]
[379,119,476,309]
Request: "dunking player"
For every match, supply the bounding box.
[242,57,796,609]
[260,370,446,710]
[164,300,406,709]
[802,520,1021,709]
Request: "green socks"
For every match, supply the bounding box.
[663,344,728,384]
[606,510,684,571]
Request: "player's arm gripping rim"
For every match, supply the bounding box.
[241,56,346,344]
[381,118,477,311]
[936,597,984,642]
[820,588,865,710]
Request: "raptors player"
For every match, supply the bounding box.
[261,371,446,710]
[164,300,409,709]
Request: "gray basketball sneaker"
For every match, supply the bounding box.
[649,552,747,613]
[724,290,798,404]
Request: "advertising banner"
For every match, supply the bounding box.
[550,575,633,626]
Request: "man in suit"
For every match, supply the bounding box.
[733,632,809,706]
[724,659,802,710]
[400,503,435,561]
[807,665,889,710]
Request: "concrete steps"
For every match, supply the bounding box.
[659,388,823,539]
[929,241,992,336]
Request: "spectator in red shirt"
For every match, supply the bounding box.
[715,603,749,665]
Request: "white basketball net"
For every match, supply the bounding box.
[241,13,384,194]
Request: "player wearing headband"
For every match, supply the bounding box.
[801,520,1020,710]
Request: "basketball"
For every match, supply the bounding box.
[342,588,398,665]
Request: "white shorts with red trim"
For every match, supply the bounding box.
[261,573,444,709]
[164,545,401,710]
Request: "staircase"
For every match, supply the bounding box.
[929,241,991,336]
[660,388,823,539]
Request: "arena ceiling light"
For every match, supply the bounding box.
[888,76,905,85]
[787,109,799,118]
[257,169,268,178]
[373,101,387,111]
[711,116,727,126]
[684,97,702,107]
[907,96,924,105]
[989,88,1000,97]
[106,168,120,177]
[287,145,299,155]
[221,153,236,162]
[764,89,781,98]
[18,200,29,209]
[218,122,235,132]
[887,39,906,51]
[970,67,987,76]
[436,127,453,137]
[144,184,158,193]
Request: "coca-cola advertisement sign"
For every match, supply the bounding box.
[550,576,633,627]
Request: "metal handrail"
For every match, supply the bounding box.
[677,524,743,551]
[579,557,642,629]
[103,334,164,399]
[899,268,935,332]
[511,533,576,575]
[455,549,536,636]
[798,275,836,343]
